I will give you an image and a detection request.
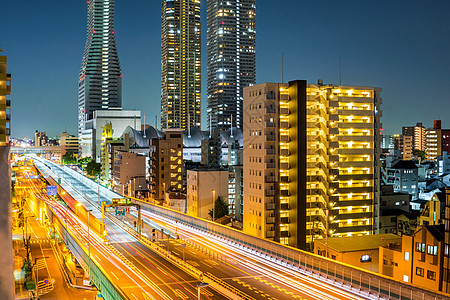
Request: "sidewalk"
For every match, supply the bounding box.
[13,203,96,300]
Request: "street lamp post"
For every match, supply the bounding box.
[196,282,209,300]
[212,189,216,222]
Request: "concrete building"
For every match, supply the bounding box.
[78,0,122,141]
[206,0,256,130]
[80,109,140,161]
[186,168,229,219]
[381,135,394,150]
[426,123,442,161]
[437,151,450,176]
[379,224,446,293]
[243,80,382,250]
[59,132,79,156]
[34,131,48,147]
[314,234,401,273]
[112,151,146,195]
[161,0,201,130]
[201,128,221,167]
[403,123,426,152]
[383,160,419,200]
[99,123,129,185]
[394,134,413,160]
[380,185,411,212]
[149,129,183,201]
[0,51,13,299]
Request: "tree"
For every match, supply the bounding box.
[208,196,229,221]
[86,160,101,177]
[62,153,77,165]
[413,149,426,161]
[78,156,92,166]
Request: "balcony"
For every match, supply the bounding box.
[280,122,290,129]
[6,114,10,121]
[266,230,275,238]
[280,107,290,115]
[266,162,276,169]
[265,135,276,142]
[280,149,290,156]
[280,217,290,224]
[265,176,276,183]
[280,231,291,237]
[280,135,290,143]
[280,162,290,170]
[280,94,289,101]
[280,190,291,196]
[280,203,291,210]
[6,100,10,108]
[265,189,276,196]
[266,122,276,128]
[280,176,290,183]
[266,202,275,210]
[266,149,275,155]
[265,108,276,114]
[266,217,275,224]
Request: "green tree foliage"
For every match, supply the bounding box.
[62,153,77,165]
[208,196,229,221]
[78,156,92,165]
[86,160,101,177]
[413,149,426,161]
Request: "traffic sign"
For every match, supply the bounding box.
[116,207,125,216]
[47,185,57,196]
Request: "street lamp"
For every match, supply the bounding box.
[76,202,82,216]
[212,189,216,222]
[197,282,209,300]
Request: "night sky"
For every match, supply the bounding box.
[1,0,449,138]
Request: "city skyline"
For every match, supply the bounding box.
[2,0,450,138]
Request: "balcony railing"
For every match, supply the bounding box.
[265,190,276,196]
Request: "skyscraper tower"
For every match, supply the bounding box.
[78,0,122,136]
[161,0,201,130]
[207,0,256,131]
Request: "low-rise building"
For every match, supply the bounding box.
[383,160,419,200]
[112,151,146,195]
[60,132,79,156]
[186,168,229,220]
[314,234,401,273]
[379,225,445,292]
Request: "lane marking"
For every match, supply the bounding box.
[110,271,119,280]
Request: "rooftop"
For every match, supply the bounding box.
[316,234,402,252]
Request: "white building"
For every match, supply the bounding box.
[80,109,141,161]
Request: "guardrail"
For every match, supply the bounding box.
[43,202,129,300]
[34,158,450,300]
[131,199,450,300]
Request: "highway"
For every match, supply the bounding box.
[32,157,372,300]
[29,160,229,300]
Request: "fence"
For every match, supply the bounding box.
[132,199,450,300]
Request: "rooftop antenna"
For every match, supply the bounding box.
[143,113,146,138]
[281,52,284,83]
[339,56,342,85]
[155,115,158,130]
[188,113,191,138]
[230,114,234,138]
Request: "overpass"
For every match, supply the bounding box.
[32,157,450,300]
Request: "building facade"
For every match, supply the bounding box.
[80,109,140,161]
[0,51,13,299]
[206,0,256,130]
[186,168,229,219]
[243,80,382,250]
[161,0,201,130]
[112,151,146,195]
[149,129,184,201]
[403,123,426,152]
[78,0,122,141]
[394,134,413,160]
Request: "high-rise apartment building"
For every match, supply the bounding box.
[78,0,122,140]
[0,50,13,299]
[402,123,426,151]
[161,0,201,130]
[393,134,413,160]
[243,80,382,250]
[0,55,10,146]
[207,0,256,131]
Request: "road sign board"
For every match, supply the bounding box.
[47,185,57,196]
[58,177,61,184]
[116,207,125,216]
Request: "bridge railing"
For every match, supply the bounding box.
[132,199,449,300]
[44,202,128,300]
